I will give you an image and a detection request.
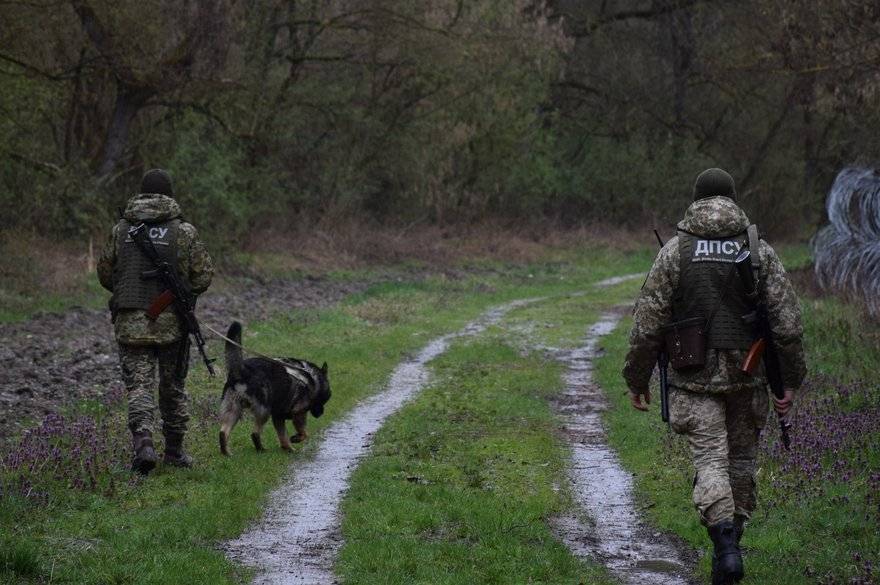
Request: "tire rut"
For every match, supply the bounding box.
[549,312,695,585]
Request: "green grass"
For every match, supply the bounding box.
[0,245,650,584]
[801,295,880,381]
[336,337,614,585]
[776,241,813,271]
[0,536,43,579]
[0,272,108,322]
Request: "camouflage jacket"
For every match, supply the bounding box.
[97,194,214,345]
[623,196,806,395]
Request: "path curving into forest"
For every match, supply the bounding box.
[550,312,694,585]
[222,298,539,585]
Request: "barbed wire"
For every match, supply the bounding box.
[812,167,880,316]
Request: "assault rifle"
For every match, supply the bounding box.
[654,230,670,423]
[734,249,791,449]
[128,223,216,377]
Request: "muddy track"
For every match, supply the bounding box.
[222,298,539,585]
[0,277,367,441]
[550,312,696,585]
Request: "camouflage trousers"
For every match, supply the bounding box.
[118,341,190,436]
[669,385,769,526]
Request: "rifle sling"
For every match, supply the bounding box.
[130,224,193,319]
[747,224,760,275]
[130,225,162,264]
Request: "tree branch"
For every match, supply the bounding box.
[145,100,236,136]
[739,86,798,193]
[0,51,79,81]
[569,0,706,37]
[69,1,113,59]
[6,152,62,174]
[552,80,602,96]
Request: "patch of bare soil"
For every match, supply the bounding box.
[549,312,698,585]
[0,277,367,441]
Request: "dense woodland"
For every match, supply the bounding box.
[2,1,879,243]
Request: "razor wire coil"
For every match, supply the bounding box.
[812,167,880,317]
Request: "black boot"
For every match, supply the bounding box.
[131,430,158,475]
[163,432,193,468]
[733,514,746,546]
[709,520,744,584]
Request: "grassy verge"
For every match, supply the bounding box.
[0,245,651,584]
[0,272,108,322]
[776,242,813,271]
[594,296,880,583]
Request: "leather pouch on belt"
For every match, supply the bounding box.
[661,317,707,371]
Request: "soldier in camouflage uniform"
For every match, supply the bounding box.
[98,169,214,474]
[622,168,806,584]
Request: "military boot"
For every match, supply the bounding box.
[709,520,744,584]
[131,430,158,475]
[733,514,747,546]
[162,432,193,468]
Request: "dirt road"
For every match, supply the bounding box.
[224,273,694,584]
[222,298,540,584]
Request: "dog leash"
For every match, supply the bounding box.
[203,324,297,371]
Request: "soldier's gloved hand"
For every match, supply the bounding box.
[773,389,795,416]
[629,390,651,412]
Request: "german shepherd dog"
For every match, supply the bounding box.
[219,321,331,455]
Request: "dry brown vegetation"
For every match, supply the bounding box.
[240,217,648,272]
[0,232,95,294]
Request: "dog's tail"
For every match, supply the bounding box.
[225,321,244,380]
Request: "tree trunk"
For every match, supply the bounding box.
[669,5,693,134]
[739,87,797,193]
[98,85,151,179]
[800,74,818,202]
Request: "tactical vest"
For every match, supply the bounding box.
[672,228,757,350]
[111,219,181,311]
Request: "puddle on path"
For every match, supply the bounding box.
[222,299,537,585]
[594,274,645,288]
[551,312,694,585]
